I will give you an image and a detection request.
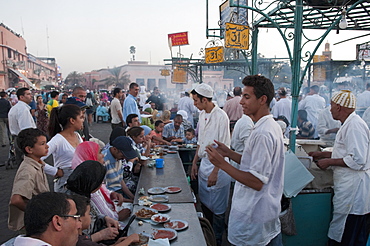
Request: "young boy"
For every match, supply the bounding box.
[149,120,170,145]
[8,128,50,231]
[182,128,197,145]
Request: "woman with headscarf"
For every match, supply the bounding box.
[66,160,121,244]
[71,141,131,221]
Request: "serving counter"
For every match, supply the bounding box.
[133,153,193,204]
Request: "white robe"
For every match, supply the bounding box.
[328,112,370,242]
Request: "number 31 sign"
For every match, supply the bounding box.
[225,23,249,50]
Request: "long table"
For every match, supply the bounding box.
[130,152,207,245]
[133,153,193,204]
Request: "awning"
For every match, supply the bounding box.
[8,68,35,89]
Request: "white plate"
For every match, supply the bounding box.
[163,219,189,231]
[140,156,150,161]
[150,203,171,212]
[152,228,177,240]
[151,213,171,223]
[148,187,166,195]
[149,195,169,203]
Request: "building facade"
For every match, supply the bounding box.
[0,23,59,90]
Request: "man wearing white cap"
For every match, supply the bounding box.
[309,90,370,245]
[190,83,231,246]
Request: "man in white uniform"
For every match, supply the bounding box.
[206,75,284,246]
[190,83,231,246]
[299,85,326,139]
[317,106,341,146]
[272,87,291,124]
[309,90,370,245]
[177,91,198,127]
[8,87,36,165]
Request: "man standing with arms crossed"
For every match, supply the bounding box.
[8,87,36,165]
[190,83,231,246]
[123,83,141,123]
[309,90,370,245]
[111,88,125,129]
[206,75,284,246]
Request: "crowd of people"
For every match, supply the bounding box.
[0,77,369,246]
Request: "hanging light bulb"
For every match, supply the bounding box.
[339,10,348,29]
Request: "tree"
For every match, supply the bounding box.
[99,67,131,89]
[65,71,85,89]
[130,46,136,61]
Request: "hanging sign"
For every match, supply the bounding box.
[168,32,189,47]
[225,23,249,49]
[172,65,187,84]
[205,46,224,63]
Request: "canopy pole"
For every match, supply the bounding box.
[289,0,303,153]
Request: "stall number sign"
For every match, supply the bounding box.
[225,23,249,50]
[205,46,224,63]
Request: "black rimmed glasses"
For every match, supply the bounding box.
[60,214,81,220]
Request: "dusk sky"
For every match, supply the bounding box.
[1,0,368,77]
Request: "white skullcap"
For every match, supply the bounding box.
[194,83,213,98]
[331,90,356,109]
[177,110,188,120]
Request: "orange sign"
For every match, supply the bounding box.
[168,32,189,47]
[172,65,187,84]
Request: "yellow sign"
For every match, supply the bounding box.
[205,46,224,63]
[313,55,326,82]
[160,69,170,76]
[225,23,249,49]
[172,65,187,84]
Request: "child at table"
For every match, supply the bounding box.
[183,128,197,145]
[149,120,170,145]
[8,128,50,231]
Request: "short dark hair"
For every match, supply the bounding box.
[310,85,320,94]
[298,109,308,121]
[71,194,90,216]
[190,89,212,102]
[126,114,138,125]
[278,87,287,97]
[24,192,71,237]
[233,87,242,96]
[242,75,274,105]
[127,126,144,138]
[16,87,30,100]
[174,114,183,121]
[50,91,59,99]
[186,128,195,135]
[113,87,122,97]
[153,87,159,91]
[155,120,164,127]
[129,83,139,90]
[17,128,47,155]
[184,91,190,97]
[73,86,85,94]
[0,91,6,97]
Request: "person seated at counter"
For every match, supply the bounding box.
[127,126,152,157]
[162,114,185,144]
[125,114,140,131]
[103,136,139,199]
[149,120,171,146]
[96,102,110,122]
[183,128,197,145]
[297,109,315,139]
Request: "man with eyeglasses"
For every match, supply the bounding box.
[3,192,82,246]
